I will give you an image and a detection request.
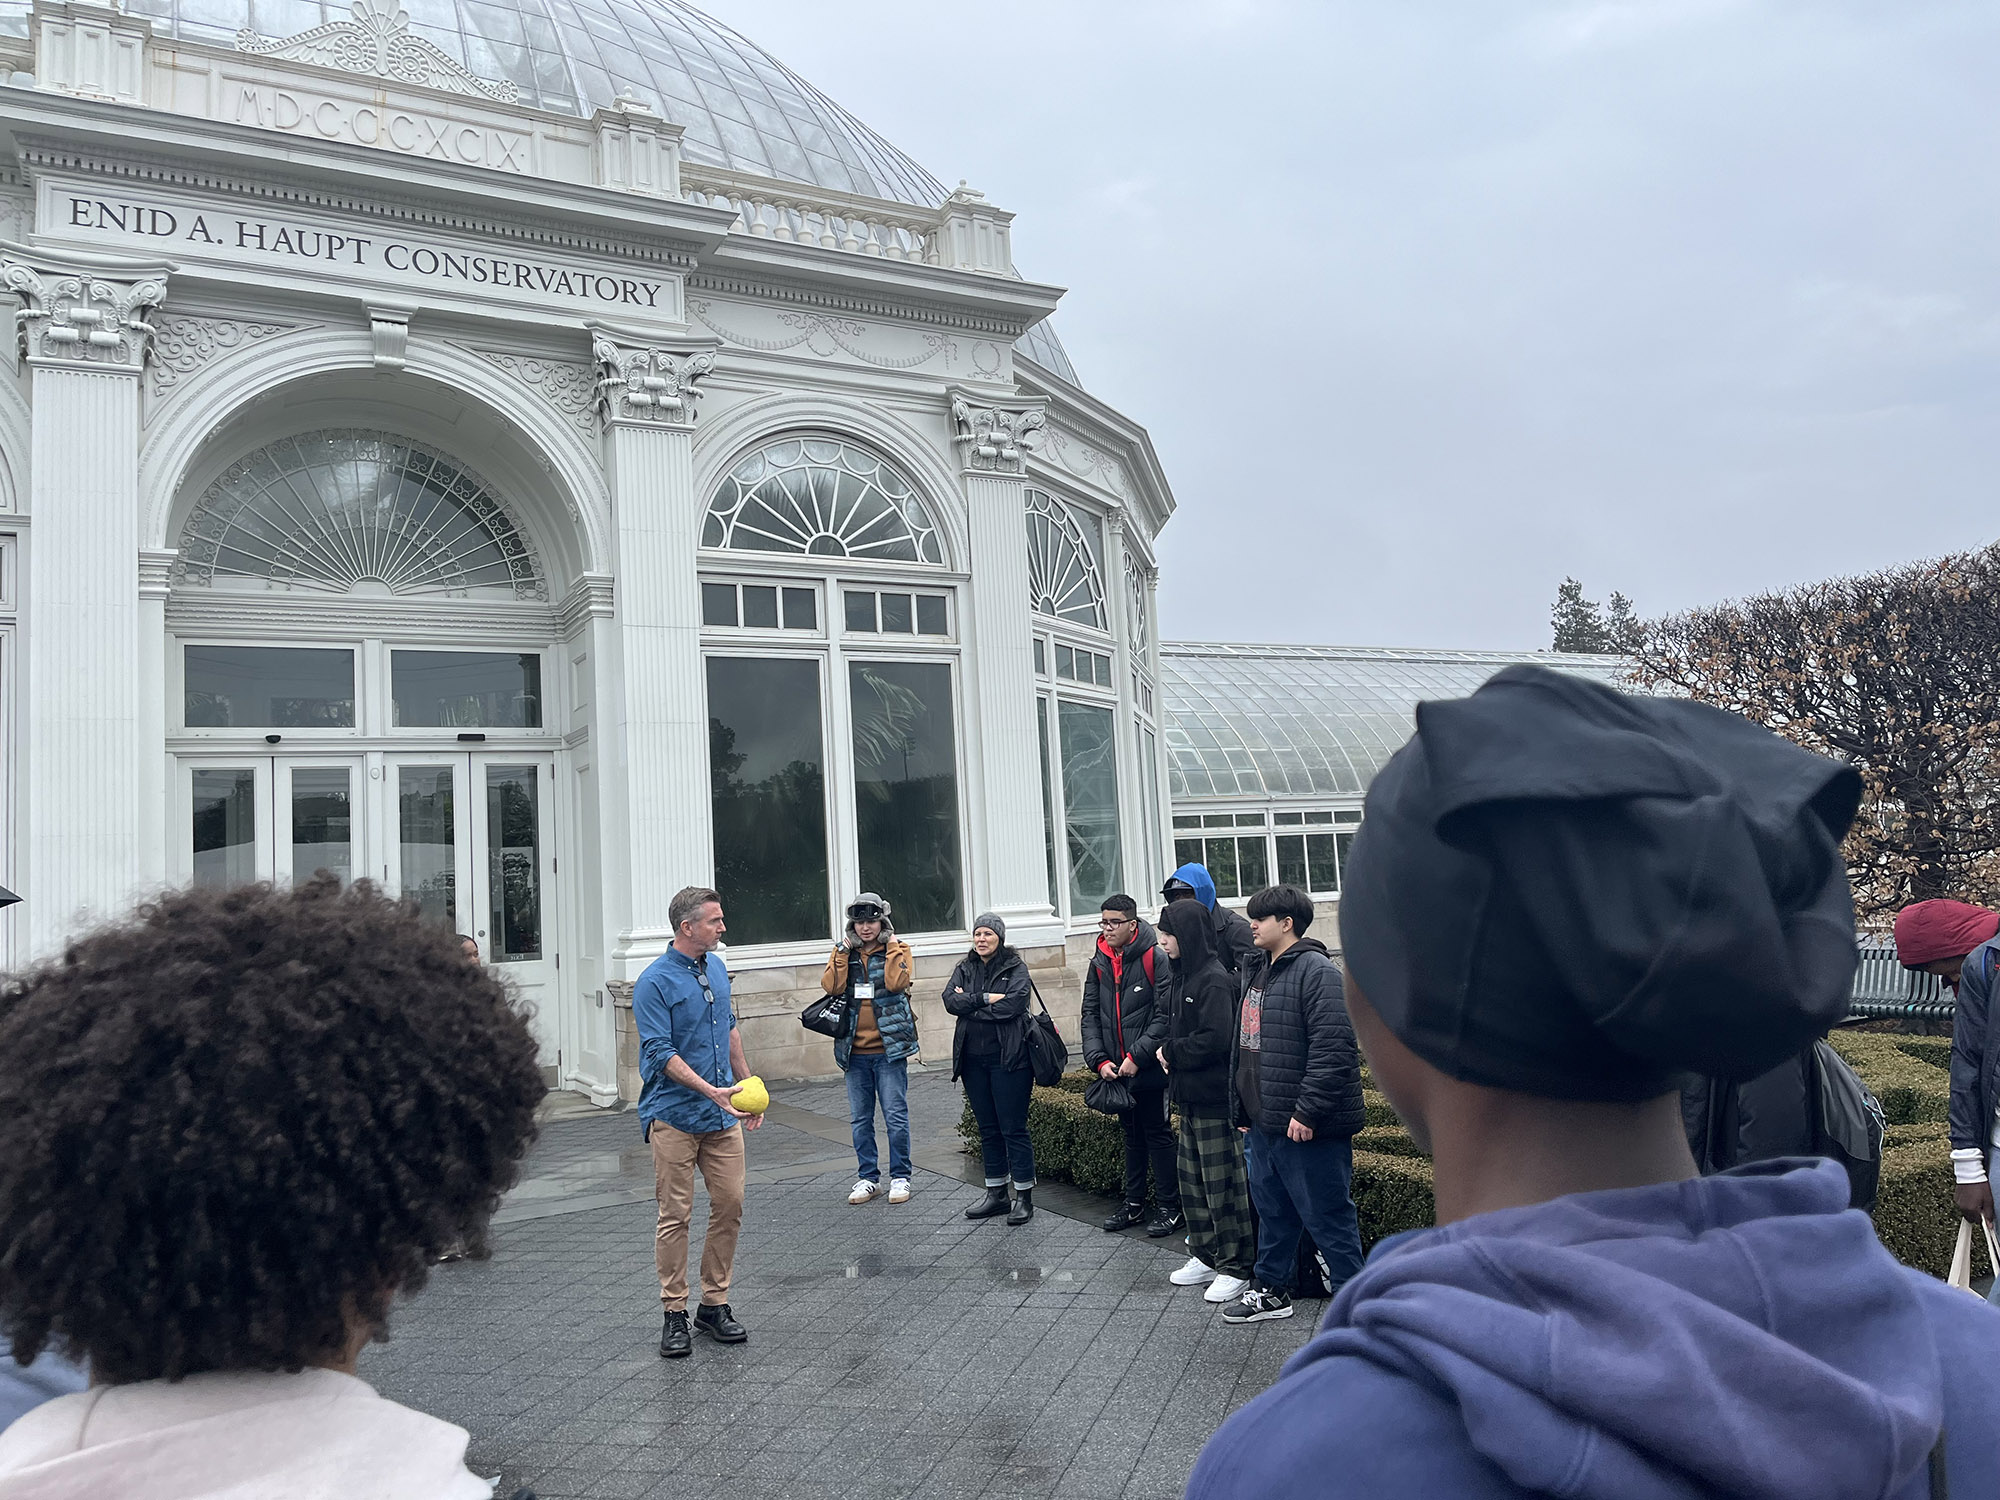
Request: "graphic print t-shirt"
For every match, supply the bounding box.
[1236,984,1264,1122]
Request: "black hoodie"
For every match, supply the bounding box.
[1160,898,1237,1113]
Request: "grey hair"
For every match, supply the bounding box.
[669,886,723,933]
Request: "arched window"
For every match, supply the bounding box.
[1127,558,1151,654]
[1025,490,1105,629]
[704,436,943,564]
[178,431,545,600]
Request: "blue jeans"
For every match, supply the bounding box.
[961,1061,1035,1190]
[1245,1128,1365,1296]
[844,1052,911,1182]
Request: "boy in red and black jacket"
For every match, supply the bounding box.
[1082,893,1181,1236]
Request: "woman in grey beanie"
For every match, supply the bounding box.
[944,914,1035,1224]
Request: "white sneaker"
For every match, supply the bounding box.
[888,1178,912,1204]
[1169,1256,1217,1287]
[1205,1273,1251,1304]
[847,1180,881,1205]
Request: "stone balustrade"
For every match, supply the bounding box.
[680,166,1016,276]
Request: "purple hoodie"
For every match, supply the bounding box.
[1189,1160,2000,1499]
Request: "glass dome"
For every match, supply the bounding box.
[0,0,949,205]
[1161,644,1633,800]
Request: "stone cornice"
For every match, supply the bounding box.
[11,134,702,271]
[685,270,1026,339]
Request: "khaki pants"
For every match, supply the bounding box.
[651,1120,745,1311]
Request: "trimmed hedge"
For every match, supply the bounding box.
[960,1038,1977,1277]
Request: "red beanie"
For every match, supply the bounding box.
[1893,899,2000,968]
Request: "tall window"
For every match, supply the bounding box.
[1059,699,1121,910]
[850,661,961,931]
[705,437,943,564]
[706,657,830,946]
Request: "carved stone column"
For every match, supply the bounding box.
[951,389,1060,944]
[2,249,169,956]
[590,328,719,974]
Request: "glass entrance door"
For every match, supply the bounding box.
[383,753,555,1030]
[182,756,364,889]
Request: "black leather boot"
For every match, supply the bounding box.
[964,1185,1010,1219]
[1007,1188,1034,1226]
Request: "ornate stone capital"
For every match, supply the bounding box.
[1,248,170,371]
[950,391,1045,475]
[590,331,716,428]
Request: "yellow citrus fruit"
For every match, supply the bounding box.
[732,1075,771,1114]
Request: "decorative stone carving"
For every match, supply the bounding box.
[367,305,412,370]
[236,0,518,103]
[1,254,168,370]
[592,334,714,427]
[688,297,958,371]
[1043,426,1130,499]
[147,315,295,397]
[951,393,1045,475]
[467,347,598,435]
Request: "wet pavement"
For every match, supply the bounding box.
[360,1070,1319,1500]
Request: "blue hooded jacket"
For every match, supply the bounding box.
[1170,861,1219,906]
[1188,1160,2000,1500]
[1167,862,1257,978]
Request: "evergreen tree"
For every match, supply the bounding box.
[1605,592,1646,653]
[1551,578,1611,652]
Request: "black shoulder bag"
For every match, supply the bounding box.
[1024,976,1068,1087]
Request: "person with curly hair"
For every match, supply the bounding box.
[0,876,546,1498]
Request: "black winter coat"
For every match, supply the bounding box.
[1081,921,1171,1083]
[944,947,1031,1080]
[1212,905,1256,978]
[1681,1053,1813,1173]
[1164,955,1236,1113]
[1229,936,1364,1138]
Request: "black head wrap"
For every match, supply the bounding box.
[1160,898,1216,976]
[1340,665,1862,1102]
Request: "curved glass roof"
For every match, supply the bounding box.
[0,0,949,205]
[1161,643,1633,801]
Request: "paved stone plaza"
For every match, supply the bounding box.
[360,1072,1319,1500]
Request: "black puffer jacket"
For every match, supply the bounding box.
[1229,936,1364,1138]
[1160,899,1235,1113]
[944,946,1031,1079]
[1212,905,1256,979]
[1081,920,1172,1081]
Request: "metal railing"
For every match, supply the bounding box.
[1849,936,1953,1022]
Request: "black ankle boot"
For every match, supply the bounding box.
[965,1185,1010,1219]
[1007,1189,1034,1226]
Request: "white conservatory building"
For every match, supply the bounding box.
[0,0,1178,1094]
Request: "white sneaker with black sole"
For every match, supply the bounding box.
[1169,1256,1217,1287]
[1219,1284,1294,1323]
[1204,1273,1250,1304]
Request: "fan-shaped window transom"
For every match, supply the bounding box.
[704,437,943,565]
[178,431,545,601]
[1026,490,1105,630]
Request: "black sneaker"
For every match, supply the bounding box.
[1219,1285,1295,1324]
[694,1302,748,1344]
[658,1309,691,1359]
[1144,1208,1186,1239]
[1101,1202,1148,1233]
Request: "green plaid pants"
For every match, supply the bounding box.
[1176,1108,1255,1278]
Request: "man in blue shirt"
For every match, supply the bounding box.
[636,886,762,1360]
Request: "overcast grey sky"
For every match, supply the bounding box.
[723,1,1999,650]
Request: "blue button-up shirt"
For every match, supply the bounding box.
[634,946,737,1137]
